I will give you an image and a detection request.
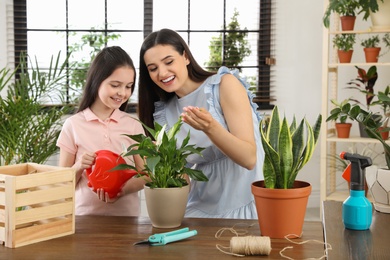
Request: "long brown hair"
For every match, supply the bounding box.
[77,46,136,112]
[138,28,215,134]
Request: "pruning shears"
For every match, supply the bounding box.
[133,227,197,246]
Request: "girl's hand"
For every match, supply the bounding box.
[96,188,123,203]
[74,152,96,173]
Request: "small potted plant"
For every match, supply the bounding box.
[323,0,361,30]
[326,99,355,138]
[116,117,208,228]
[361,35,381,62]
[333,33,356,63]
[251,106,322,238]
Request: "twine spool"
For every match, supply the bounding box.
[230,236,271,256]
[215,224,271,257]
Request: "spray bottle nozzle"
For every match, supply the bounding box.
[340,152,372,191]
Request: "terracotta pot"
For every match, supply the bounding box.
[364,47,381,63]
[379,127,389,140]
[144,184,189,228]
[251,180,311,239]
[366,166,390,213]
[340,16,356,31]
[336,123,352,138]
[338,50,353,63]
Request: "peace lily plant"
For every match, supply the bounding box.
[115,117,208,188]
[259,106,322,189]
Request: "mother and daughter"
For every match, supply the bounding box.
[57,28,264,219]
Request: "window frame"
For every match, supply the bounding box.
[13,0,274,110]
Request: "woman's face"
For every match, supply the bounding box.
[96,66,134,110]
[143,44,190,96]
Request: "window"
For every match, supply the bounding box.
[12,0,275,109]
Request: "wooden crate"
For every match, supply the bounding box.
[0,163,75,248]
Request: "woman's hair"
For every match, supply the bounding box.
[138,28,215,131]
[77,46,136,112]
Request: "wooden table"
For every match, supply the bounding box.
[0,216,325,259]
[323,200,390,259]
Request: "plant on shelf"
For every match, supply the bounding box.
[361,35,381,48]
[346,65,378,110]
[323,0,361,30]
[258,106,322,189]
[333,33,356,63]
[117,117,208,188]
[326,99,355,138]
[361,35,381,62]
[358,0,384,21]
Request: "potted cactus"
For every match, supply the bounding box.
[251,106,322,238]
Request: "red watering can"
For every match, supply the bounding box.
[86,150,138,199]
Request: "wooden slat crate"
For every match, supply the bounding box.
[0,163,75,248]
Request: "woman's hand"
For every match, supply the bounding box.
[181,106,215,133]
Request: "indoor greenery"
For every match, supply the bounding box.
[346,65,378,109]
[259,106,322,189]
[333,33,356,51]
[205,9,251,71]
[358,0,384,21]
[323,0,361,28]
[361,34,381,48]
[327,99,356,123]
[115,117,209,189]
[337,97,390,169]
[68,28,121,103]
[0,52,71,165]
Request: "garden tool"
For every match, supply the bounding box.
[133,227,197,246]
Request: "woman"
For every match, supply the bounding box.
[138,28,264,219]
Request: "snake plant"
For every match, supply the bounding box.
[260,106,322,189]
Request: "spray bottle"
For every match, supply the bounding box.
[340,152,372,230]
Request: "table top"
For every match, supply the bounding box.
[1,216,324,259]
[323,200,390,259]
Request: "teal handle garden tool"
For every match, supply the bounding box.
[133,227,197,246]
[340,152,372,230]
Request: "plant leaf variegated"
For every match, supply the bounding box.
[259,106,322,189]
[114,117,209,189]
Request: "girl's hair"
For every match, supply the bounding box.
[138,28,215,131]
[77,46,136,112]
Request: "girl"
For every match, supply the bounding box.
[138,29,264,219]
[57,46,147,216]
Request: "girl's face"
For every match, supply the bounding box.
[96,66,134,110]
[143,44,190,96]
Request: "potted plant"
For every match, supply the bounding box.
[323,0,361,30]
[333,33,356,63]
[346,65,379,136]
[0,52,72,166]
[358,0,390,30]
[371,85,390,139]
[251,106,322,238]
[361,35,381,62]
[116,117,208,228]
[326,99,355,138]
[338,100,390,213]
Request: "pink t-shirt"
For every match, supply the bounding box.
[57,108,145,216]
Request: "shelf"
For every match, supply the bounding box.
[326,136,387,143]
[331,29,390,34]
[329,62,390,68]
